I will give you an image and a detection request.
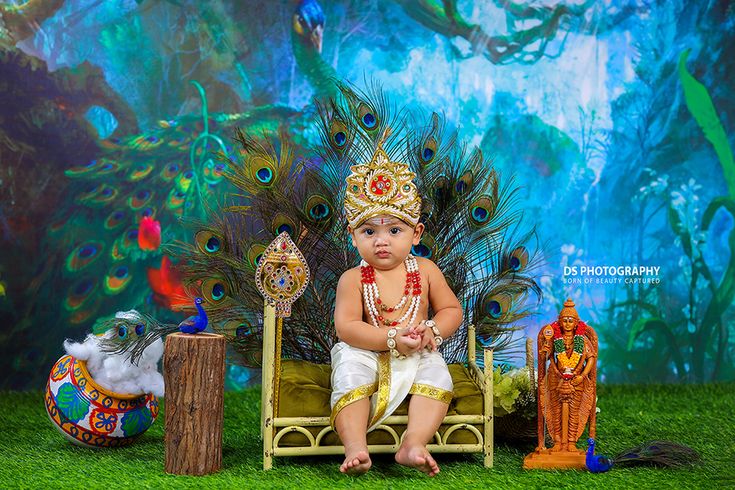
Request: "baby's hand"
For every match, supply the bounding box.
[413,321,438,352]
[396,327,421,356]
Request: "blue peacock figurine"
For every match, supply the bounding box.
[586,438,700,473]
[178,297,209,334]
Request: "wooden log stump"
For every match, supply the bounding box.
[164,332,226,475]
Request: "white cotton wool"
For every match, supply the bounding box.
[63,332,165,397]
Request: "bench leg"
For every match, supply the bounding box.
[484,349,494,468]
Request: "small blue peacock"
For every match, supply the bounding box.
[586,438,701,473]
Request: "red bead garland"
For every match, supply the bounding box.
[360,258,422,327]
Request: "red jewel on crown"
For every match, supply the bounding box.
[369,174,392,195]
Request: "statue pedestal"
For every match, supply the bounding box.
[523,448,587,470]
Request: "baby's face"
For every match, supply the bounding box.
[350,216,424,270]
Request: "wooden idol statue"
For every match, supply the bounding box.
[524,298,598,469]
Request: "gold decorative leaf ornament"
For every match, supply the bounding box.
[255,232,310,317]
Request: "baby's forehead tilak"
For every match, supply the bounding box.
[361,216,403,227]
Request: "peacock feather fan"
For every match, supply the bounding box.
[109,82,541,369]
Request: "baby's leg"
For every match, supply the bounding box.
[335,398,372,475]
[395,396,448,476]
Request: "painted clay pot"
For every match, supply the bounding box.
[45,354,159,448]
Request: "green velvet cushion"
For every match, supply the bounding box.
[276,360,484,447]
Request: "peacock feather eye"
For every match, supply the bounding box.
[235,323,252,338]
[485,300,502,319]
[161,162,181,182]
[66,241,104,272]
[362,113,376,127]
[205,236,221,253]
[64,278,97,311]
[196,230,224,255]
[202,277,230,303]
[469,196,495,227]
[76,280,92,295]
[248,155,276,187]
[357,103,378,131]
[256,167,273,184]
[104,265,131,294]
[139,207,155,219]
[135,323,146,336]
[411,243,431,258]
[507,246,530,272]
[212,283,225,301]
[271,213,297,238]
[311,203,328,219]
[87,184,118,206]
[65,159,100,178]
[455,171,474,195]
[246,244,266,270]
[166,187,186,210]
[481,293,511,320]
[419,135,438,165]
[433,175,450,202]
[175,171,194,193]
[117,324,128,339]
[472,206,488,222]
[329,119,349,150]
[128,189,154,210]
[123,228,139,248]
[304,195,332,224]
[127,162,153,182]
[97,161,119,175]
[412,233,435,259]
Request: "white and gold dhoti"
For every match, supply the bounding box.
[330,342,453,430]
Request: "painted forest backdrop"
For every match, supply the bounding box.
[1,0,733,389]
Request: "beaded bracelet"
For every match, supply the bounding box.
[425,319,443,347]
[386,327,406,359]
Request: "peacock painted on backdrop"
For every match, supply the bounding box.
[38,0,337,330]
[102,81,542,370]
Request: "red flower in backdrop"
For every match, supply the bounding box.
[138,216,161,251]
[147,256,189,311]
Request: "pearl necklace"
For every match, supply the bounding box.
[360,255,421,328]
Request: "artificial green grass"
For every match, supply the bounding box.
[2,384,734,489]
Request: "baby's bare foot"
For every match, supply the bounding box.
[395,444,440,476]
[340,450,371,475]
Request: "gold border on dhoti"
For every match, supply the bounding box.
[330,382,378,429]
[367,352,392,428]
[409,383,453,404]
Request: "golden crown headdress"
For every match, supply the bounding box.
[344,143,422,228]
[559,298,580,320]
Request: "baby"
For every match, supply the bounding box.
[331,145,463,476]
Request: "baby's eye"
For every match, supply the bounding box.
[364,228,374,236]
[390,227,401,235]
